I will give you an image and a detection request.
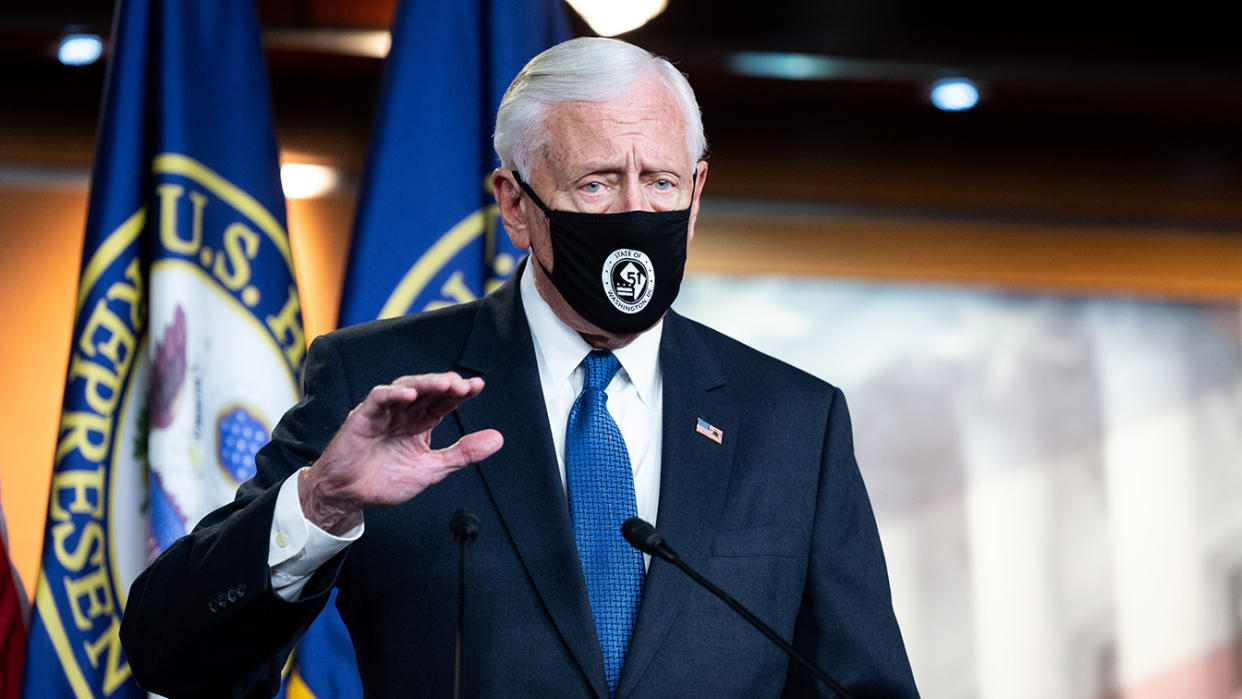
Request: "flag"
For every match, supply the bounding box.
[283,1,570,696]
[335,0,572,326]
[2,499,27,699]
[695,418,723,445]
[21,0,304,696]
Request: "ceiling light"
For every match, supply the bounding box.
[728,52,839,81]
[930,78,979,112]
[565,0,668,37]
[58,33,103,66]
[280,163,341,199]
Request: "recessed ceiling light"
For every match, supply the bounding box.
[58,33,103,67]
[930,78,980,112]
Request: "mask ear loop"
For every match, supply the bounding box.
[510,171,558,280]
[511,172,554,216]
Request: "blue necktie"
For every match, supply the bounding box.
[566,350,644,696]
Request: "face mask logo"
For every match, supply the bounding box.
[601,249,655,314]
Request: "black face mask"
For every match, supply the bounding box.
[513,171,694,335]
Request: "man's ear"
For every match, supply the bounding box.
[491,168,530,249]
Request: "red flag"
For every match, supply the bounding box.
[1,505,27,699]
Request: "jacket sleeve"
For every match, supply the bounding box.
[120,334,357,698]
[785,387,921,698]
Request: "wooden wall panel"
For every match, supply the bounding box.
[0,187,86,593]
[691,208,1242,300]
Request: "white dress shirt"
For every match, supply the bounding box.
[519,260,664,567]
[268,260,664,599]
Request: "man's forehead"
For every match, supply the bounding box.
[546,79,682,127]
[536,83,691,177]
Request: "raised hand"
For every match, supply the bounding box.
[298,372,504,534]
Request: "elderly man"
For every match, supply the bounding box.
[121,37,918,698]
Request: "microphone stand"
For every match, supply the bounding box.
[622,517,855,699]
[450,510,480,699]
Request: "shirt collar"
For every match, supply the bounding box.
[519,257,662,407]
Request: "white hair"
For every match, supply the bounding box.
[493,37,707,177]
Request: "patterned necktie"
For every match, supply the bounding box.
[566,350,644,696]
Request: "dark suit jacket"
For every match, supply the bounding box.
[120,269,918,698]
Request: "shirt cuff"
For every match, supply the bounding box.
[268,468,364,600]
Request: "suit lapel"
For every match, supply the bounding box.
[617,311,737,697]
[454,274,609,699]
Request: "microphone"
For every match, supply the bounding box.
[621,517,675,563]
[450,510,480,544]
[449,510,479,699]
[621,517,855,699]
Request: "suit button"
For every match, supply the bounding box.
[216,592,228,608]
[208,600,219,613]
[236,582,247,597]
[227,588,238,603]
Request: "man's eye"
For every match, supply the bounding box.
[653,179,673,191]
[582,182,603,193]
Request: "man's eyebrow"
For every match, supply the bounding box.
[564,166,624,182]
[568,163,686,180]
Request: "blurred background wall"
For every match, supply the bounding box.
[1,0,1240,696]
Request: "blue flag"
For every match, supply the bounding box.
[284,1,569,696]
[335,0,571,326]
[21,0,304,696]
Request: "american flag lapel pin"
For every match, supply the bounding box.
[695,417,723,444]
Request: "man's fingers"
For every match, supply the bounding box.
[354,384,419,420]
[356,374,482,420]
[385,373,483,418]
[347,374,489,450]
[390,372,462,394]
[436,429,504,468]
[421,376,485,419]
[402,429,502,495]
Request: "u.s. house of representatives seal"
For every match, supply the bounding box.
[601,248,655,314]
